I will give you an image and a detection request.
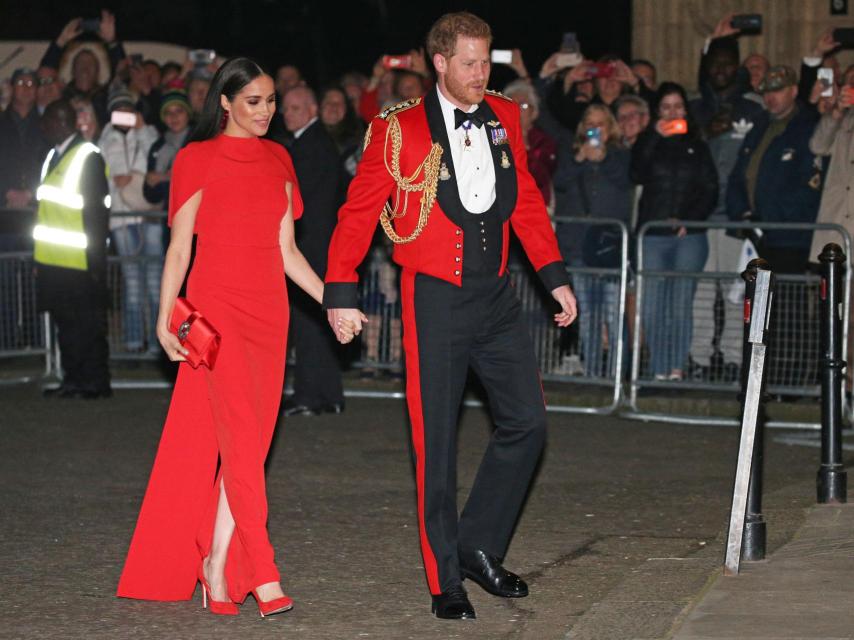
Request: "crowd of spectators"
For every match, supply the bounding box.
[1,10,852,383]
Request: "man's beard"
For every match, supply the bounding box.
[444,73,484,107]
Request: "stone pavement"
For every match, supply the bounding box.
[672,504,854,640]
[0,382,848,639]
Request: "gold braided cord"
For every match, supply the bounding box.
[379,114,443,244]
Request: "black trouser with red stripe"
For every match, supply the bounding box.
[400,268,547,595]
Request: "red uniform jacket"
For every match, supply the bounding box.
[323,87,568,308]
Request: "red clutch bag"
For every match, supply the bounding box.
[169,297,221,369]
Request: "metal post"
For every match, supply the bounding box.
[740,259,771,562]
[817,243,848,504]
[725,262,773,575]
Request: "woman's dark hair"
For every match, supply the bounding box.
[653,81,699,137]
[188,57,267,142]
[320,84,365,155]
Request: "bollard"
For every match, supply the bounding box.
[740,258,771,562]
[817,243,847,504]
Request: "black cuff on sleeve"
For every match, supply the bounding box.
[537,261,570,292]
[322,282,360,310]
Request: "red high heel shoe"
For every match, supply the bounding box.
[250,587,293,618]
[198,564,239,616]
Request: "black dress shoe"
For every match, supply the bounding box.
[459,548,528,598]
[281,402,319,417]
[320,401,344,414]
[431,584,475,620]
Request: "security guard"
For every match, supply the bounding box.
[323,12,577,619]
[35,99,111,398]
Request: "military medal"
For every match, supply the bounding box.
[461,120,474,147]
[490,127,509,146]
[439,162,451,181]
[501,151,511,169]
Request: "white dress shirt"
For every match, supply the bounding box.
[436,86,496,214]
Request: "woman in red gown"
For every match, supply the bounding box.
[116,58,357,616]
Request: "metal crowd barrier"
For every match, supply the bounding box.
[3,207,851,428]
[625,220,852,429]
[339,216,631,414]
[0,250,52,384]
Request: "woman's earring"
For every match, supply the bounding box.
[220,110,229,130]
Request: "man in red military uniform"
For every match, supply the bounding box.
[324,12,577,620]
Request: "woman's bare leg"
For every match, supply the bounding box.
[203,481,235,601]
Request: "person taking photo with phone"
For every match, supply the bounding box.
[99,85,160,354]
[554,103,632,378]
[808,65,854,264]
[631,82,718,382]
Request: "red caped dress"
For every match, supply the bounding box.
[116,134,303,603]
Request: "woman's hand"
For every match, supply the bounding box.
[576,142,605,163]
[157,322,188,362]
[335,311,368,344]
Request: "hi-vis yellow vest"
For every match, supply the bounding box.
[33,142,110,270]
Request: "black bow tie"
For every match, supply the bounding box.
[454,106,485,129]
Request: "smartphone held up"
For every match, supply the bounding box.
[189,49,216,67]
[730,14,762,32]
[660,119,687,136]
[382,55,411,70]
[586,127,602,148]
[556,32,583,69]
[817,68,835,98]
[491,49,513,64]
[111,110,137,128]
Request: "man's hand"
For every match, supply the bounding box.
[551,284,577,327]
[812,28,840,59]
[327,308,368,344]
[711,13,739,40]
[57,18,82,48]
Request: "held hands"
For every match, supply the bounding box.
[327,308,369,344]
[551,285,578,327]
